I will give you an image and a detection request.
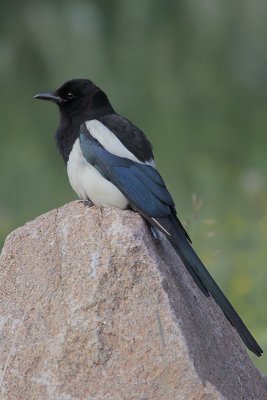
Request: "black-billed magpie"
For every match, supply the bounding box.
[35,79,263,357]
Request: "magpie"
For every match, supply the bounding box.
[34,79,263,357]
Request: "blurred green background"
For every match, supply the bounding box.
[1,0,267,372]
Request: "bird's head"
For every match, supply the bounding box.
[34,79,114,119]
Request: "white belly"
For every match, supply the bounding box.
[67,139,129,209]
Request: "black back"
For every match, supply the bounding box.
[98,114,154,163]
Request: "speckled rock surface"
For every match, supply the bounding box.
[0,201,266,400]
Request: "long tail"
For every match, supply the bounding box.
[151,215,263,357]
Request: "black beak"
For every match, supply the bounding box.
[34,91,63,103]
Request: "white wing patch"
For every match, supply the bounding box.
[85,119,156,168]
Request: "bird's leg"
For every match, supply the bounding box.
[149,224,161,244]
[78,199,93,207]
[132,207,161,244]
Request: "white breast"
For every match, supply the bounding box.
[67,139,129,209]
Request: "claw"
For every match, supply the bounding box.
[150,225,161,244]
[78,200,93,207]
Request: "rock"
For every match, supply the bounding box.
[0,201,266,400]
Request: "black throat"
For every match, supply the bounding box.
[55,114,79,164]
[56,106,114,164]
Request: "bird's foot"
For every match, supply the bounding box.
[149,225,161,244]
[79,200,93,207]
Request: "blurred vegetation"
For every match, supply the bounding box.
[1,0,267,372]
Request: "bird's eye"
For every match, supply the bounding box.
[66,92,74,100]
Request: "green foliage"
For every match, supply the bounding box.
[1,0,267,372]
